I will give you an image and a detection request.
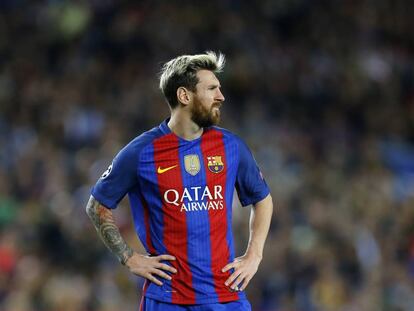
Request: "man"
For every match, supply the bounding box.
[86,51,273,311]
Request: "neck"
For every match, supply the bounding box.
[168,110,203,141]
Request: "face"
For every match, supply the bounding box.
[190,70,225,128]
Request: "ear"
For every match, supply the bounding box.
[177,87,192,106]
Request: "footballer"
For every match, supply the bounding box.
[86,52,273,311]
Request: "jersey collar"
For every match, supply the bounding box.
[159,118,212,142]
[159,118,172,135]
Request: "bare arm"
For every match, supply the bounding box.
[86,195,177,285]
[85,195,134,264]
[223,194,273,291]
[244,194,273,260]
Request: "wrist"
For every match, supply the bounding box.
[245,250,263,262]
[120,247,134,266]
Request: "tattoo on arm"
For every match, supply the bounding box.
[86,196,133,265]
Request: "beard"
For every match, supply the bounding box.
[190,98,221,128]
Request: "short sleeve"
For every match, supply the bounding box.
[91,143,138,209]
[235,137,270,207]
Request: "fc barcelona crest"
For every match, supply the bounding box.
[184,154,200,176]
[207,156,224,173]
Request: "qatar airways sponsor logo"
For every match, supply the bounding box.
[163,185,224,212]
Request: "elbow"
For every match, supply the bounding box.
[85,195,97,218]
[268,194,274,212]
[254,193,273,212]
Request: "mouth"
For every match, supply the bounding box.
[212,103,222,110]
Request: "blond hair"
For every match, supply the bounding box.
[159,51,225,108]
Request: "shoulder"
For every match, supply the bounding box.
[209,126,245,146]
[209,126,239,140]
[123,125,164,153]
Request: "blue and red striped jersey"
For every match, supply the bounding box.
[91,119,270,305]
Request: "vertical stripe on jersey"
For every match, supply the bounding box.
[139,143,168,257]
[142,198,156,255]
[128,189,156,255]
[201,129,239,301]
[153,134,196,304]
[138,141,172,301]
[222,132,246,300]
[178,142,218,303]
[221,133,238,265]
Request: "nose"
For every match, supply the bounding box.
[216,89,225,102]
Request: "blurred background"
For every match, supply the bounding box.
[1,0,414,310]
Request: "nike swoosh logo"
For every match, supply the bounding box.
[157,165,178,174]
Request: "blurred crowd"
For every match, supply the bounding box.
[1,0,414,310]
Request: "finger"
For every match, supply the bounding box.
[239,276,252,291]
[151,269,172,281]
[225,270,241,287]
[230,273,245,290]
[146,274,163,286]
[158,254,176,261]
[222,262,236,273]
[157,263,177,273]
[229,273,243,290]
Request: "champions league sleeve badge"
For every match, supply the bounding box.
[101,163,113,179]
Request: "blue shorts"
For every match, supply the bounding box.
[139,297,251,311]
